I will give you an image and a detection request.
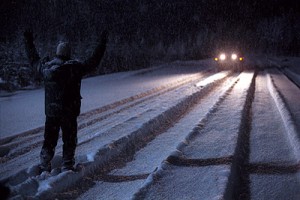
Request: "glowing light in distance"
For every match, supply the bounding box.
[231,54,237,60]
[239,57,243,61]
[219,54,226,60]
[214,57,219,61]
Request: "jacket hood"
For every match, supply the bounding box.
[56,42,71,59]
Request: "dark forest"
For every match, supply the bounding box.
[0,0,299,90]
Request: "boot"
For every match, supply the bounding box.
[39,148,53,173]
[39,162,51,173]
[61,157,75,172]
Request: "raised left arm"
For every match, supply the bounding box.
[82,31,108,75]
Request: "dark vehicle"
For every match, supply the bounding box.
[214,50,245,71]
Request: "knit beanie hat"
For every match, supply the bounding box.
[56,42,71,59]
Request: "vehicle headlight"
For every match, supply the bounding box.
[231,54,237,60]
[220,54,226,60]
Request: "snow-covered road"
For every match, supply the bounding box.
[1,58,300,199]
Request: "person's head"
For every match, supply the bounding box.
[56,42,71,60]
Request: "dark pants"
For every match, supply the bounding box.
[40,115,78,168]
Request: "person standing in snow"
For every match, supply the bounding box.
[24,31,108,172]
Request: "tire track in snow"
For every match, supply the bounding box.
[224,71,257,200]
[246,70,300,199]
[144,69,299,200]
[132,71,256,200]
[226,69,300,200]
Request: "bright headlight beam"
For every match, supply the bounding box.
[220,54,226,60]
[231,54,237,60]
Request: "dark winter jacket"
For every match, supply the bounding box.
[39,58,82,117]
[24,32,107,117]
